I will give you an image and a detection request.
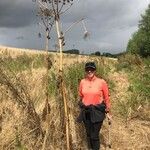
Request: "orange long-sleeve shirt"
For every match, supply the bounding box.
[79,76,110,111]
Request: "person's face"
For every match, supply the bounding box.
[85,68,96,78]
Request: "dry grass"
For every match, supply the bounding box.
[0,59,43,149]
[0,46,149,150]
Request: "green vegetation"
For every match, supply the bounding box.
[64,63,84,100]
[32,54,45,68]
[64,49,80,54]
[116,54,150,120]
[127,4,150,57]
[0,53,51,72]
[116,54,142,71]
[1,54,33,72]
[90,51,127,58]
[47,71,57,95]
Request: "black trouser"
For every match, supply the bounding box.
[84,113,103,150]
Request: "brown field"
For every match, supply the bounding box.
[0,46,149,150]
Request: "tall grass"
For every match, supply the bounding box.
[116,54,142,71]
[0,58,43,149]
[0,54,116,149]
[64,63,84,100]
[1,53,48,72]
[116,54,150,120]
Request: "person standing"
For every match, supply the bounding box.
[77,62,112,150]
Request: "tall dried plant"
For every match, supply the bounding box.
[33,1,55,148]
[33,1,74,149]
[34,1,90,149]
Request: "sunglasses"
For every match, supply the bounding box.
[85,68,96,72]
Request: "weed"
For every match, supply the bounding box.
[116,54,150,120]
[64,62,84,100]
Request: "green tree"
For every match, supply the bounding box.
[139,4,150,57]
[95,51,101,56]
[126,30,145,54]
[127,4,150,57]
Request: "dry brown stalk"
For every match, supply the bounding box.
[61,80,71,150]
[34,1,90,149]
[41,113,51,150]
[52,1,73,149]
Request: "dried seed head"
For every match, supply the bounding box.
[43,8,53,17]
[47,57,52,69]
[83,31,90,40]
[38,32,42,38]
[48,0,52,2]
[63,0,67,4]
[42,0,47,2]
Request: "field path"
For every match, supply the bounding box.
[100,71,150,150]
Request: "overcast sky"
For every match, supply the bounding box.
[0,0,150,54]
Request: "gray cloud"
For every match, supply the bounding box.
[16,36,24,40]
[0,0,150,53]
[0,0,35,28]
[65,0,146,31]
[62,0,150,53]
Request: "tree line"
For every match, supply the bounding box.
[62,49,125,58]
[126,4,150,57]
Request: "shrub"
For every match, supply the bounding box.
[116,54,142,71]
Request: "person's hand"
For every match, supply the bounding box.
[106,112,112,123]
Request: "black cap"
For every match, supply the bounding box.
[85,62,96,70]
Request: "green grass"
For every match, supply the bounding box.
[116,54,150,119]
[1,53,49,72]
[64,62,84,100]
